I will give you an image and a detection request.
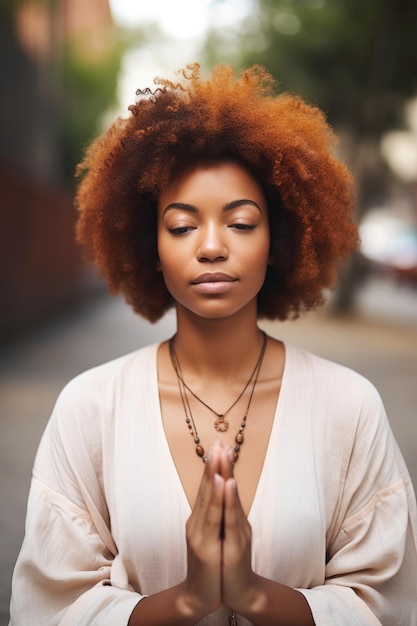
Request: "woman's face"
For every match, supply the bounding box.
[157,160,270,321]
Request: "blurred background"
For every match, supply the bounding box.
[1,0,417,623]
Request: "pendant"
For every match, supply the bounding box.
[214,416,229,432]
[229,612,238,626]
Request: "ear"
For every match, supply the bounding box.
[155,258,162,271]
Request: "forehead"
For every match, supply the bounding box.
[158,160,266,209]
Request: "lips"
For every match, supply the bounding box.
[191,272,236,284]
[190,272,237,294]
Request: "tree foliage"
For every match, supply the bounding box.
[57,38,124,180]
[206,0,417,138]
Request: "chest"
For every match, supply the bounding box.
[106,390,328,593]
[160,378,279,516]
[102,345,353,592]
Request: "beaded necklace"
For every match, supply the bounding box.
[170,333,266,433]
[169,332,267,464]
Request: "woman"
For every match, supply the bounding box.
[9,64,417,625]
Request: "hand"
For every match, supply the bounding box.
[221,462,257,612]
[183,442,231,616]
[184,442,255,618]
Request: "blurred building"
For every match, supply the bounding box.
[0,0,116,343]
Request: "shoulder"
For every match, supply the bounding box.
[282,345,410,509]
[282,343,389,449]
[33,344,161,484]
[285,342,383,409]
[45,343,160,443]
[57,343,159,406]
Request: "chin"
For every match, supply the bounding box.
[180,300,257,322]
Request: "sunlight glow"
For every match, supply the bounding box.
[109,0,252,39]
[108,0,254,116]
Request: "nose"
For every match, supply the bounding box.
[197,223,228,262]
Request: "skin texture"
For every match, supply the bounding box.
[157,161,270,322]
[127,162,315,625]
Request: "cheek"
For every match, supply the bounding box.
[157,238,184,290]
[250,232,270,269]
[158,253,178,282]
[157,261,180,300]
[156,230,172,270]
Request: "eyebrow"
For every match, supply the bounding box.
[162,198,262,216]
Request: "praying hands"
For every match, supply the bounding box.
[185,442,253,618]
[183,442,314,625]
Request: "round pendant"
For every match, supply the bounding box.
[214,417,229,432]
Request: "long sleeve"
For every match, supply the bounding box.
[298,422,417,625]
[9,345,194,626]
[9,375,144,626]
[248,345,417,625]
[300,477,417,625]
[286,347,417,625]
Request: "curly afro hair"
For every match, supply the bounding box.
[75,63,358,322]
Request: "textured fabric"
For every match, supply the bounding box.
[9,343,417,625]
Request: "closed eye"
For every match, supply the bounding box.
[169,226,195,235]
[230,223,256,231]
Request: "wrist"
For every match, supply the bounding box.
[225,572,267,618]
[175,580,213,624]
[230,575,315,626]
[128,582,209,626]
[237,573,268,617]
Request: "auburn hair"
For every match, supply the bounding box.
[75,63,358,322]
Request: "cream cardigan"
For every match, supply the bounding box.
[9,343,417,625]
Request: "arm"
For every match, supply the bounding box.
[9,477,143,625]
[127,582,207,626]
[128,444,315,626]
[10,377,147,626]
[220,379,417,626]
[10,416,225,626]
[220,464,416,626]
[221,475,315,626]
[128,453,226,625]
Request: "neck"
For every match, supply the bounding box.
[173,305,264,381]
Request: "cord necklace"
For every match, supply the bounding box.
[169,331,267,463]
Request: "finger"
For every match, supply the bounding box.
[187,472,225,555]
[189,447,225,540]
[219,445,234,481]
[222,478,254,607]
[192,442,222,515]
[184,472,224,614]
[206,473,226,533]
[224,478,240,512]
[224,478,249,537]
[205,474,227,548]
[192,472,225,536]
[205,440,223,480]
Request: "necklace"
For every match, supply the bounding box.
[169,332,267,433]
[169,332,267,464]
[229,611,238,625]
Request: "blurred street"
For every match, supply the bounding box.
[3,1,417,623]
[1,284,417,624]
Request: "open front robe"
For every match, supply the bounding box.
[9,343,417,625]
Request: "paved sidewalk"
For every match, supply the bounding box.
[1,293,416,624]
